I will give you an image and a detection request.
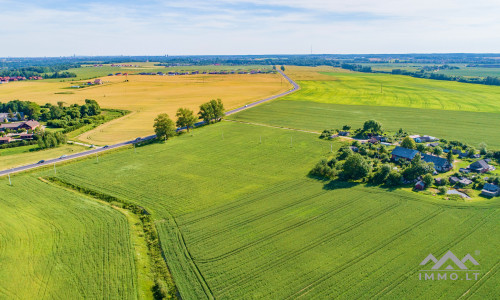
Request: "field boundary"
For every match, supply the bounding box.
[41,176,178,299]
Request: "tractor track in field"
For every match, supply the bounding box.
[178,180,305,226]
[194,192,370,264]
[459,260,500,299]
[373,209,498,299]
[217,197,402,296]
[188,189,330,244]
[288,207,444,299]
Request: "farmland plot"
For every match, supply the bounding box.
[0,176,137,299]
[39,121,500,299]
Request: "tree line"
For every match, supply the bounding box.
[154,99,224,140]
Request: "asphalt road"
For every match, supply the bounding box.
[0,70,299,177]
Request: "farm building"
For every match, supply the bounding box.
[19,133,34,140]
[421,154,452,172]
[415,181,425,190]
[419,135,438,142]
[0,120,40,131]
[338,131,350,136]
[391,146,419,161]
[449,176,460,185]
[94,79,103,85]
[481,183,499,197]
[0,136,12,144]
[468,159,493,173]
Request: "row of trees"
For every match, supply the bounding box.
[42,99,102,128]
[154,99,225,140]
[36,132,67,149]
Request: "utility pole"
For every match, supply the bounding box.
[260,136,262,144]
[54,163,56,175]
[96,153,99,163]
[8,173,12,186]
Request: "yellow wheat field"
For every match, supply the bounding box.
[0,73,291,144]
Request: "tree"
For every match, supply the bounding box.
[416,144,427,152]
[433,146,443,156]
[7,108,13,119]
[341,153,371,180]
[371,164,391,185]
[386,171,402,186]
[280,65,285,72]
[401,136,416,149]
[57,101,65,108]
[422,174,433,187]
[176,108,197,132]
[154,113,176,141]
[447,151,454,165]
[198,99,225,124]
[309,159,337,179]
[362,120,382,134]
[467,147,476,157]
[478,142,487,155]
[402,153,434,181]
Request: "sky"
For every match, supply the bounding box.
[0,0,499,57]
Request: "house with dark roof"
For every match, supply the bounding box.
[421,154,452,172]
[481,183,499,197]
[391,146,419,161]
[449,176,460,185]
[469,159,492,173]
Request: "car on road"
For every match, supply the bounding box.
[103,145,109,148]
[37,160,45,164]
[135,137,142,141]
[59,155,67,159]
[244,105,248,107]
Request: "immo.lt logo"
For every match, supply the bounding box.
[419,251,480,281]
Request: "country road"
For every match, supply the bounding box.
[0,70,299,177]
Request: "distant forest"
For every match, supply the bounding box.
[1,53,500,85]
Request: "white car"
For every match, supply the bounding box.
[59,155,67,159]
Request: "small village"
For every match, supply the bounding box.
[0,112,41,145]
[317,122,500,200]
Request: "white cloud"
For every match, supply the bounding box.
[0,0,499,56]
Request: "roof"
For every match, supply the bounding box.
[0,121,23,129]
[0,136,11,140]
[469,159,489,170]
[23,120,40,128]
[483,183,498,192]
[391,146,419,160]
[421,154,450,168]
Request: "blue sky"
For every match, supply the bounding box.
[0,0,499,56]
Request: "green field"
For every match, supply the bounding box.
[284,72,500,112]
[228,100,500,148]
[0,176,138,299]
[22,121,500,299]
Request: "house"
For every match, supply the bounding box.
[458,178,473,186]
[469,159,492,173]
[0,112,24,122]
[420,135,438,142]
[421,154,452,172]
[429,142,440,147]
[94,79,103,85]
[338,131,350,136]
[0,136,12,144]
[449,176,460,185]
[415,181,425,190]
[0,120,40,131]
[368,137,379,144]
[434,178,444,185]
[19,133,34,140]
[459,168,470,174]
[391,146,419,161]
[409,135,421,142]
[481,183,499,197]
[350,146,359,152]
